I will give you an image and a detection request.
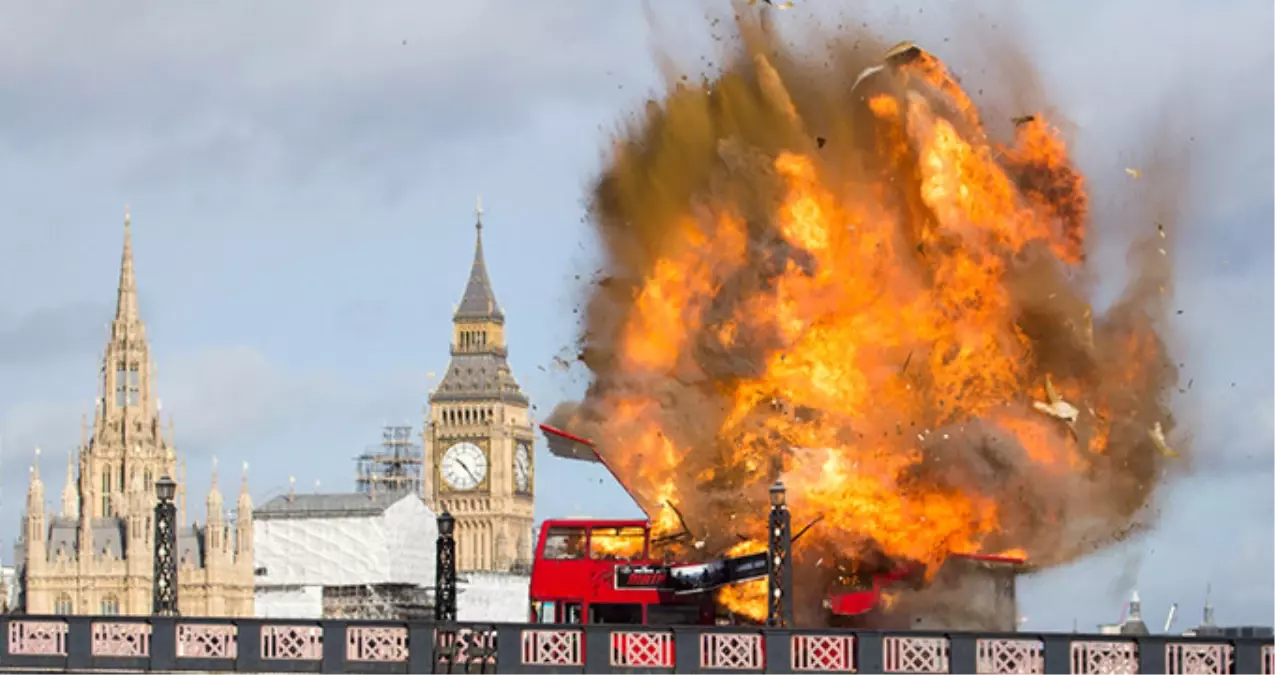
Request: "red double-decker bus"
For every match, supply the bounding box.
[532,424,1026,629]
[528,517,715,626]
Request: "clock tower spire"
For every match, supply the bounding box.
[423,199,535,573]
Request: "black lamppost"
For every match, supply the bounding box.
[435,510,457,621]
[153,475,179,616]
[767,479,794,628]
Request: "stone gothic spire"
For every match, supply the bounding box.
[61,450,78,518]
[453,196,504,323]
[237,461,252,512]
[206,457,226,565]
[235,461,253,561]
[25,448,46,563]
[101,207,156,421]
[207,456,224,517]
[80,207,169,520]
[27,448,44,515]
[115,207,140,325]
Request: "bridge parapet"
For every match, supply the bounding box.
[0,615,1270,673]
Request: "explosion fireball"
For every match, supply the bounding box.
[549,12,1181,626]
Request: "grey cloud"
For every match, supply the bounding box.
[0,302,110,368]
[0,2,648,159]
[0,401,82,461]
[158,346,423,456]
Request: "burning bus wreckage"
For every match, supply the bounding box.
[533,25,1184,632]
[536,423,1024,630]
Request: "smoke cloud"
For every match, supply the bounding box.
[548,7,1184,627]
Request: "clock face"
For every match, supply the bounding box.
[514,442,532,493]
[441,442,488,491]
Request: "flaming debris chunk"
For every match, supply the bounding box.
[552,18,1182,625]
[1033,374,1079,424]
[1149,422,1178,459]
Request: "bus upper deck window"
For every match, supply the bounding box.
[543,527,587,560]
[589,526,646,561]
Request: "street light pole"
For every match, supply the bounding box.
[435,510,457,622]
[153,474,179,616]
[767,479,794,628]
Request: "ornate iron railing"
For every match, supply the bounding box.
[0,615,1270,673]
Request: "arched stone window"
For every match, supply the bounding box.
[100,594,120,616]
[54,593,73,615]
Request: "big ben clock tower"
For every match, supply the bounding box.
[423,199,535,573]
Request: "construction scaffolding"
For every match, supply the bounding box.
[355,426,424,497]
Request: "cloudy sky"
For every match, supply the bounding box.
[0,0,1270,630]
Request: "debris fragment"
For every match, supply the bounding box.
[1125,167,1142,179]
[1011,114,1036,126]
[1032,374,1079,424]
[1148,422,1178,459]
[816,136,827,148]
[1156,222,1166,238]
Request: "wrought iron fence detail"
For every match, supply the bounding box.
[259,624,323,661]
[1164,642,1233,674]
[883,635,950,673]
[792,634,855,672]
[90,621,151,657]
[6,619,68,656]
[435,625,498,673]
[521,628,583,667]
[346,625,409,662]
[1069,640,1138,675]
[976,637,1044,674]
[175,623,237,659]
[610,630,674,668]
[700,632,765,670]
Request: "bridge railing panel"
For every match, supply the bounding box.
[0,614,1270,673]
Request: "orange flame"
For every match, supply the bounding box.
[567,28,1178,625]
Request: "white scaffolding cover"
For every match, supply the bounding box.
[253,492,437,617]
[458,573,531,623]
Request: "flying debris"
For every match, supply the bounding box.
[1125,167,1142,179]
[851,41,925,94]
[1148,422,1178,459]
[1012,115,1037,126]
[748,0,795,7]
[1032,374,1079,424]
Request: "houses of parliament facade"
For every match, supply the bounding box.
[15,212,255,616]
[12,200,536,616]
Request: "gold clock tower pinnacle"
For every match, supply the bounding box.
[423,200,535,573]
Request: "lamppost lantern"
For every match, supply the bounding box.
[769,479,786,508]
[438,510,455,537]
[156,475,177,502]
